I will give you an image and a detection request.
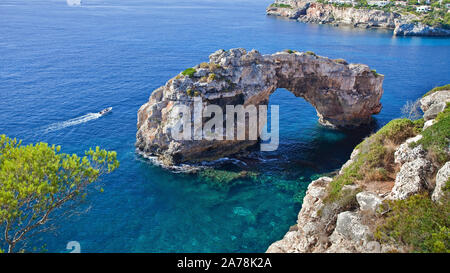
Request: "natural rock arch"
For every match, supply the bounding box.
[136,48,383,167]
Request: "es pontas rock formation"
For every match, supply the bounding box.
[136,48,383,167]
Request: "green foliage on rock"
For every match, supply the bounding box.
[412,103,450,164]
[270,3,293,8]
[354,0,368,8]
[284,49,297,54]
[435,102,450,122]
[0,135,119,252]
[325,119,419,202]
[421,9,450,30]
[182,68,196,78]
[422,84,450,97]
[372,118,421,142]
[321,86,450,252]
[334,58,348,65]
[371,69,382,77]
[375,192,450,253]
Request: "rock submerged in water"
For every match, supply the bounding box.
[136,48,383,167]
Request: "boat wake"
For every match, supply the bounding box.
[44,112,102,133]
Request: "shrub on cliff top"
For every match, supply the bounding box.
[334,58,348,65]
[375,192,450,253]
[270,3,293,8]
[412,103,450,164]
[436,102,450,122]
[422,84,450,98]
[284,49,297,54]
[325,119,419,202]
[371,69,382,77]
[182,68,196,78]
[372,118,420,144]
[199,62,209,69]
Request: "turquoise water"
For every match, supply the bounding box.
[0,0,449,252]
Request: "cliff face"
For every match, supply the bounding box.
[267,0,450,37]
[393,23,450,37]
[267,88,450,253]
[268,1,398,28]
[136,48,383,167]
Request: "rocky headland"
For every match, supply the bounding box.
[136,48,383,168]
[267,0,450,37]
[267,85,450,253]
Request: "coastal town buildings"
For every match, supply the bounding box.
[416,5,431,12]
[368,0,391,7]
[327,0,356,5]
[394,0,407,6]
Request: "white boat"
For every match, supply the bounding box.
[67,0,82,7]
[98,107,112,115]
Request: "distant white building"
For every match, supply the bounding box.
[328,0,356,5]
[368,0,391,7]
[394,1,407,6]
[417,0,431,4]
[416,5,431,12]
[446,3,450,9]
[67,0,81,6]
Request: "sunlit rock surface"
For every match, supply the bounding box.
[136,48,383,166]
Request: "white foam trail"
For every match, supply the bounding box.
[45,112,101,133]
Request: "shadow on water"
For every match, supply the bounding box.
[228,119,378,177]
[209,88,381,180]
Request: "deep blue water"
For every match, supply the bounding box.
[0,0,449,252]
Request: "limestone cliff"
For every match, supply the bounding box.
[267,0,450,37]
[393,22,450,37]
[267,88,450,253]
[136,48,383,167]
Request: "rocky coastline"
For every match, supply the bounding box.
[267,0,450,37]
[267,87,450,253]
